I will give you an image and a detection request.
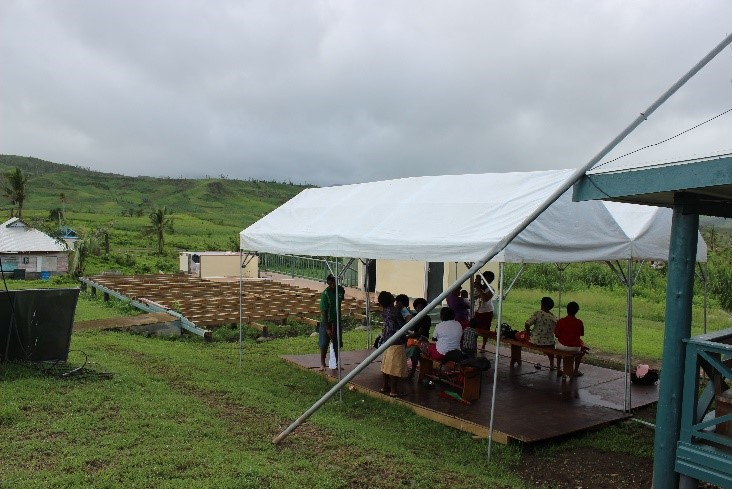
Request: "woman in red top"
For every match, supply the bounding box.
[554,301,586,377]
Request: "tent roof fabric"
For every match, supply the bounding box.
[0,218,69,253]
[240,169,707,263]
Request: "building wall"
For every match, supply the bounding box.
[179,252,258,279]
[63,238,78,250]
[200,254,258,279]
[179,254,190,273]
[373,260,426,299]
[0,252,69,277]
[357,259,500,301]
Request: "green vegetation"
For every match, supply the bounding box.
[4,279,705,488]
[0,329,525,489]
[3,167,28,218]
[4,276,724,487]
[143,206,175,256]
[3,323,669,489]
[0,274,720,488]
[497,287,730,363]
[0,155,310,276]
[0,277,142,322]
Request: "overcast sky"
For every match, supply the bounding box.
[0,1,730,186]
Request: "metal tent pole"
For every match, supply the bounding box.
[271,33,731,444]
[335,260,342,400]
[239,250,243,369]
[556,263,569,318]
[487,261,505,461]
[697,262,708,334]
[624,259,633,413]
[362,259,372,349]
[703,262,708,334]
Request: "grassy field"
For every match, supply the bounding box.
[1,329,528,489]
[1,322,663,489]
[0,278,142,322]
[2,280,729,487]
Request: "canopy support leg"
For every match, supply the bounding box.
[487,261,505,462]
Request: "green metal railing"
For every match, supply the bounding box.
[259,253,358,287]
[676,328,732,487]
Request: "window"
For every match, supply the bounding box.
[0,257,18,271]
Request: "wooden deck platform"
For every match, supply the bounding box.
[283,346,659,444]
[83,274,379,328]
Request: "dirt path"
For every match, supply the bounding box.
[74,312,176,332]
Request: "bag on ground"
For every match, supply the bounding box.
[460,356,491,371]
[500,322,516,339]
[328,343,337,369]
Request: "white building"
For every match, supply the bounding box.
[0,218,70,279]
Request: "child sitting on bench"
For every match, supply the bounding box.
[462,318,479,359]
[524,296,558,371]
[554,301,587,377]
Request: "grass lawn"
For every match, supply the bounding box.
[0,278,142,322]
[2,280,730,487]
[2,329,528,489]
[1,324,670,489]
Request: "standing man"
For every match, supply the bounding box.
[319,274,345,372]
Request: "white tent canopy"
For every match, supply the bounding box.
[240,169,707,263]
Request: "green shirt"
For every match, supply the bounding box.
[320,285,345,325]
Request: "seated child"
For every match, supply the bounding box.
[554,301,587,377]
[406,298,432,380]
[395,294,413,322]
[525,296,558,370]
[461,318,479,358]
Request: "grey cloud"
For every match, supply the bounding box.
[1,0,730,186]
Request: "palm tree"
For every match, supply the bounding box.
[59,193,67,225]
[70,233,101,277]
[3,168,28,218]
[143,207,174,255]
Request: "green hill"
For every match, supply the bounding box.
[0,155,310,274]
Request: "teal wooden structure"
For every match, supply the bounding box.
[677,329,732,486]
[574,153,732,488]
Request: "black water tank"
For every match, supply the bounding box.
[13,268,25,280]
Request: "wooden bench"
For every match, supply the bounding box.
[418,353,482,403]
[478,330,583,378]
